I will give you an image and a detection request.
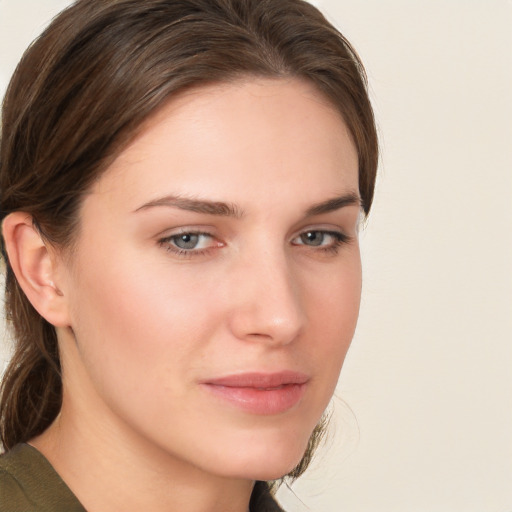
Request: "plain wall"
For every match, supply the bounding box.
[1,1,511,511]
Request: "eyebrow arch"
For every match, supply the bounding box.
[134,195,244,218]
[135,191,361,218]
[305,192,362,216]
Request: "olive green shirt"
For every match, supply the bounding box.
[1,444,284,512]
[0,443,85,511]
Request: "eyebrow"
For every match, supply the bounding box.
[134,191,361,218]
[305,192,362,216]
[135,195,244,218]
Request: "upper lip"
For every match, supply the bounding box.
[202,371,309,388]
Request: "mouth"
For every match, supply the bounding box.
[201,371,309,415]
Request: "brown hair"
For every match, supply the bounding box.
[0,0,377,485]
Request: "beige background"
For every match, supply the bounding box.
[1,1,511,511]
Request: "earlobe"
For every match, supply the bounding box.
[2,212,71,327]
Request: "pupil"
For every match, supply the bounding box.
[175,233,199,249]
[302,231,323,246]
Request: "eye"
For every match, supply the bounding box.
[158,230,221,256]
[298,231,327,246]
[292,230,350,252]
[172,233,204,250]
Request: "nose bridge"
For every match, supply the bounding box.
[228,243,305,345]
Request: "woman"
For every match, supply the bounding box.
[0,0,378,510]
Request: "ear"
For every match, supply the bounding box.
[2,212,71,327]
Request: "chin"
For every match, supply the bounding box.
[219,432,312,482]
[246,454,306,481]
[247,463,299,482]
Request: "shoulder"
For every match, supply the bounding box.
[1,444,35,511]
[0,464,30,512]
[0,444,85,512]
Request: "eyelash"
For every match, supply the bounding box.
[158,229,351,258]
[292,230,351,255]
[158,231,217,259]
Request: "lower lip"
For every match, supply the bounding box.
[202,383,307,415]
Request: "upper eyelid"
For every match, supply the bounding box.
[155,225,216,238]
[291,225,349,238]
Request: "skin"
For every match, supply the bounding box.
[7,78,361,512]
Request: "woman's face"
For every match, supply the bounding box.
[57,78,361,480]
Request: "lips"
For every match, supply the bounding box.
[201,371,309,415]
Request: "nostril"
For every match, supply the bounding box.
[229,307,304,346]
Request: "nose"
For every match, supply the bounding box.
[227,248,306,346]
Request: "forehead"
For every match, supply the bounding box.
[91,77,359,211]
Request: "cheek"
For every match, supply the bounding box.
[301,254,362,391]
[66,250,219,402]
